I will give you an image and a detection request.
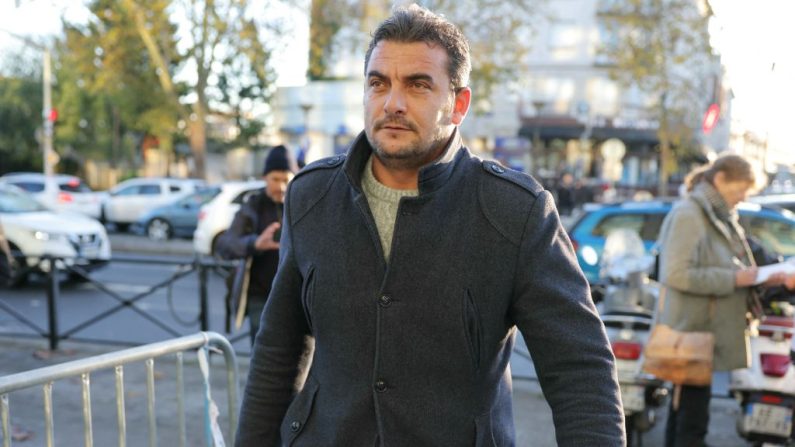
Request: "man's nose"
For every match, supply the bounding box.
[383,87,407,115]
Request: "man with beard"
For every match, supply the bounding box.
[235,5,623,446]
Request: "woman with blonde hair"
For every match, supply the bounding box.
[657,154,790,446]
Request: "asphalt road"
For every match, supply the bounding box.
[0,233,753,446]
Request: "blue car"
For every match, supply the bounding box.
[132,187,221,241]
[567,200,795,284]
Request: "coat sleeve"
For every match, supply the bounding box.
[216,199,258,260]
[659,206,736,296]
[510,191,625,446]
[235,185,313,447]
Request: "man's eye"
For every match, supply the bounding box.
[412,82,431,90]
[369,80,385,89]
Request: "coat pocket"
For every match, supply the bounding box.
[280,375,320,446]
[462,289,482,372]
[301,265,316,332]
[474,410,498,447]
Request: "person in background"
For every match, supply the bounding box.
[656,154,789,446]
[216,145,296,345]
[0,219,14,285]
[234,5,623,446]
[556,171,575,216]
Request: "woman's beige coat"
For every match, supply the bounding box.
[657,187,754,371]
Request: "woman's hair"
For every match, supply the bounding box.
[684,154,756,192]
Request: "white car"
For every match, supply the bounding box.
[749,194,795,214]
[193,180,264,256]
[0,172,106,219]
[101,177,206,231]
[0,184,111,283]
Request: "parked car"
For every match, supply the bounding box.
[131,187,221,241]
[0,172,106,219]
[193,180,264,256]
[101,177,206,232]
[567,199,795,284]
[0,184,111,284]
[748,193,795,214]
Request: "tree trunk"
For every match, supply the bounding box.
[189,102,207,179]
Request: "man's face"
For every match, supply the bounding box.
[264,170,293,204]
[364,40,471,170]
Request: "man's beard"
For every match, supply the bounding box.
[366,116,451,171]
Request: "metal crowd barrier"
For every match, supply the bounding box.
[0,253,245,350]
[0,331,239,447]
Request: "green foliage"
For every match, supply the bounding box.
[597,0,715,191]
[0,74,43,173]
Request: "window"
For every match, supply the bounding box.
[743,216,795,257]
[9,181,45,193]
[59,179,92,193]
[140,184,162,195]
[232,189,259,205]
[114,185,141,196]
[592,213,646,238]
[170,185,182,192]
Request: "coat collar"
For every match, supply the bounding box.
[689,183,755,265]
[342,128,465,196]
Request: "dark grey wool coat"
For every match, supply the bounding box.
[235,131,624,447]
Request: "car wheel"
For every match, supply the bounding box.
[146,218,172,241]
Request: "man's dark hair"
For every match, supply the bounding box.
[364,4,471,89]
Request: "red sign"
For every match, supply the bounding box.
[702,103,720,134]
[48,108,58,123]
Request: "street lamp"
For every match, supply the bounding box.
[0,29,55,178]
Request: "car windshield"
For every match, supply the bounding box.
[0,188,48,213]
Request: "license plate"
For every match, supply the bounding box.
[620,384,645,413]
[745,403,793,437]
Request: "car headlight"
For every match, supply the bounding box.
[581,245,599,266]
[32,230,66,242]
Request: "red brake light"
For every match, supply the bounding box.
[57,192,73,203]
[612,341,642,360]
[761,353,791,377]
[759,316,794,340]
[761,394,785,405]
[66,179,80,188]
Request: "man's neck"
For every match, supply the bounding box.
[370,158,421,190]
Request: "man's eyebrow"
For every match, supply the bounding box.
[366,70,387,79]
[403,73,435,85]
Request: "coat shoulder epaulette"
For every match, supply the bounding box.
[288,155,346,224]
[477,160,547,246]
[479,160,543,197]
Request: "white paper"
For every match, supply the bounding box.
[755,257,795,285]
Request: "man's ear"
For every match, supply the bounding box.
[451,87,471,125]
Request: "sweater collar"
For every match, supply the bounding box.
[343,128,464,196]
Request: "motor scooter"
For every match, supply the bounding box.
[595,229,668,447]
[730,301,795,446]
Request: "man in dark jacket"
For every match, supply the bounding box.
[216,145,296,345]
[235,5,624,446]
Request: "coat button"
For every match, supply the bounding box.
[379,295,392,307]
[290,421,301,432]
[491,164,505,174]
[374,380,387,393]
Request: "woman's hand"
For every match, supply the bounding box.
[735,267,759,287]
[763,272,787,287]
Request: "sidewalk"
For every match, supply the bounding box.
[0,335,560,446]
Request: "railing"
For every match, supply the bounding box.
[0,253,248,351]
[0,331,238,447]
